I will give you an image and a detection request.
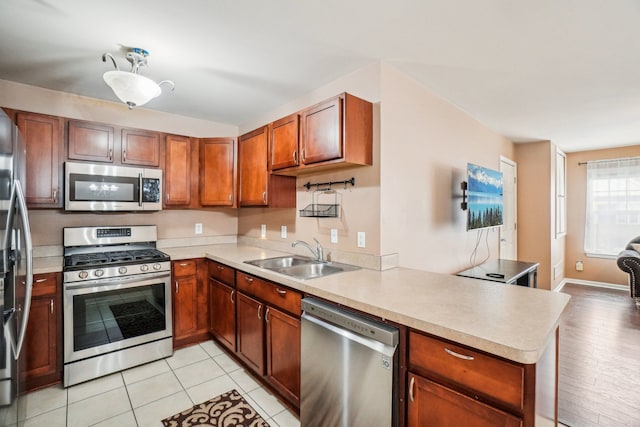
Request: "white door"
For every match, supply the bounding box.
[500,157,517,260]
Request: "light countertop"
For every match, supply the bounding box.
[36,243,570,365]
[162,244,569,365]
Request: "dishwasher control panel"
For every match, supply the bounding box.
[301,297,399,347]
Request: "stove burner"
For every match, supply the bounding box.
[64,249,169,269]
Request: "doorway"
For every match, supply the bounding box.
[500,156,517,260]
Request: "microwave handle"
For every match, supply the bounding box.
[138,173,143,207]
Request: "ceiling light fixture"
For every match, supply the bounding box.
[102,47,174,109]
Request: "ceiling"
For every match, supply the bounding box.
[2,0,640,152]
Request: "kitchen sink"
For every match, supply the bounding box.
[244,255,360,279]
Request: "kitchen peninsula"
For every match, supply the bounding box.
[34,242,569,426]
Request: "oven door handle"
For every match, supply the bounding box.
[138,173,143,207]
[64,271,170,291]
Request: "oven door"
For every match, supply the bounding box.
[63,271,172,364]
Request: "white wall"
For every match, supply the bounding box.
[378,63,515,273]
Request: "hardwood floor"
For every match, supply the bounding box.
[558,283,640,426]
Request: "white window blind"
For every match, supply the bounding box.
[584,157,640,257]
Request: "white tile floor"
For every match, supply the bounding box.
[0,340,300,427]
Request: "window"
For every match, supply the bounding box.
[556,150,566,237]
[584,157,640,257]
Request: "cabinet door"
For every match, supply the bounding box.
[300,97,342,165]
[121,128,161,167]
[173,275,198,342]
[269,113,299,170]
[165,134,192,206]
[22,296,57,381]
[209,278,236,352]
[17,112,63,208]
[22,272,61,392]
[238,127,269,206]
[407,374,522,427]
[68,119,115,163]
[200,138,235,206]
[236,292,265,375]
[266,306,300,406]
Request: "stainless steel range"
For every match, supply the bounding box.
[62,225,172,387]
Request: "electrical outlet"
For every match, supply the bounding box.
[575,260,584,271]
[281,225,287,239]
[195,223,202,235]
[330,228,338,244]
[357,231,366,248]
[260,224,267,238]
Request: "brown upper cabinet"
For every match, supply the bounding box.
[121,128,161,167]
[269,113,300,171]
[16,112,64,208]
[68,119,161,167]
[200,138,236,207]
[238,126,295,208]
[270,93,373,176]
[164,134,194,207]
[68,120,115,163]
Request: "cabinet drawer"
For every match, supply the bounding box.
[236,272,301,315]
[208,260,235,286]
[173,260,197,277]
[409,331,524,411]
[32,273,58,298]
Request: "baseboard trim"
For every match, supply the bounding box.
[554,278,628,292]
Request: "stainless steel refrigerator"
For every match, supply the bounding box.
[0,108,33,408]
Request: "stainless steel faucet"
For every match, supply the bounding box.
[292,238,324,262]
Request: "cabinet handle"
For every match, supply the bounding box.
[123,149,127,162]
[52,189,57,203]
[35,278,47,283]
[444,347,475,361]
[409,376,415,402]
[50,299,54,315]
[265,307,270,322]
[301,149,306,162]
[179,262,189,266]
[175,281,179,293]
[257,304,262,320]
[293,151,298,163]
[245,276,253,284]
[230,290,235,304]
[109,148,113,161]
[166,193,170,202]
[217,265,224,271]
[228,194,233,202]
[262,191,267,204]
[275,288,286,296]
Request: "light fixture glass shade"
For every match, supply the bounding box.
[103,70,162,108]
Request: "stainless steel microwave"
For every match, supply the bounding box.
[65,162,162,211]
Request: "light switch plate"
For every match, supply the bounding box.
[330,228,338,243]
[357,231,366,248]
[260,224,267,238]
[195,223,203,235]
[281,225,287,239]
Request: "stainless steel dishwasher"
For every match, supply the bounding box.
[301,297,400,427]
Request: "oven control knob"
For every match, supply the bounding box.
[94,269,104,278]
[140,264,149,272]
[153,263,161,270]
[118,266,128,275]
[78,271,88,279]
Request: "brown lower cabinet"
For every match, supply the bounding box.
[172,259,209,348]
[21,272,62,392]
[265,305,300,406]
[236,292,266,374]
[407,374,522,427]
